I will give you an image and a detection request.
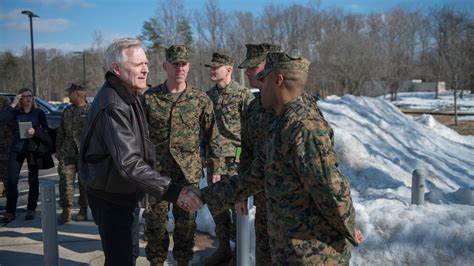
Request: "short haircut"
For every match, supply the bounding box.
[276,69,308,92]
[104,38,144,72]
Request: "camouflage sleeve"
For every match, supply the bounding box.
[291,122,357,245]
[55,109,67,152]
[201,99,228,175]
[239,106,252,174]
[202,142,266,215]
[242,89,255,113]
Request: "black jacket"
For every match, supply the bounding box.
[78,72,181,207]
[26,126,55,170]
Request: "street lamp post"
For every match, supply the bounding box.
[73,51,86,86]
[21,10,39,96]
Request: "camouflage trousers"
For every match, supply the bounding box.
[254,191,272,266]
[145,184,198,263]
[58,161,87,209]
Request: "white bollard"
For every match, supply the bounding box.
[411,169,426,205]
[236,199,251,266]
[41,181,59,266]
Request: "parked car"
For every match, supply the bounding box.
[0,92,63,129]
[250,88,260,97]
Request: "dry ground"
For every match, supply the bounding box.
[409,114,474,136]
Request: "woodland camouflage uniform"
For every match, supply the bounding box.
[56,84,90,223]
[202,53,358,265]
[205,52,254,264]
[238,43,282,265]
[144,45,227,264]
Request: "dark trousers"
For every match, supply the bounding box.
[6,151,39,214]
[88,192,140,266]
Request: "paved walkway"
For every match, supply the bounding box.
[0,207,218,266]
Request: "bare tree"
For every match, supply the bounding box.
[194,0,228,51]
[318,31,378,95]
[432,6,471,125]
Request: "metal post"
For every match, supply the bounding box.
[22,11,39,96]
[236,202,250,266]
[41,181,59,266]
[411,169,426,205]
[82,52,86,86]
[29,16,36,96]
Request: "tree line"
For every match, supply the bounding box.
[1,0,472,102]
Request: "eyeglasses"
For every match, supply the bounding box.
[21,95,33,98]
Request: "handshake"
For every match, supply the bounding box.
[175,185,203,213]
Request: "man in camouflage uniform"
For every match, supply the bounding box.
[200,53,360,265]
[144,45,226,266]
[235,43,281,265]
[56,83,90,224]
[203,52,254,265]
[0,96,13,196]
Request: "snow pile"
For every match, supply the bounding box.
[318,95,474,265]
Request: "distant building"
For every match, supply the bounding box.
[363,80,446,97]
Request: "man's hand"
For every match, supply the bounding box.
[235,201,248,215]
[355,228,365,244]
[211,174,221,184]
[176,185,203,213]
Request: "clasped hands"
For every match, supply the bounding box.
[176,185,203,213]
[175,174,223,213]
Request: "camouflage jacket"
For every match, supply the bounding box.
[56,102,90,164]
[207,80,254,158]
[145,82,226,184]
[240,93,275,174]
[202,95,356,264]
[0,96,13,159]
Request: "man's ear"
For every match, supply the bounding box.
[275,73,284,87]
[112,62,120,75]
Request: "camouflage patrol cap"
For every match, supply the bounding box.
[238,43,281,69]
[165,45,190,64]
[255,52,310,80]
[65,83,86,92]
[204,52,234,67]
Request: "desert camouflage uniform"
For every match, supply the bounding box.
[144,82,226,263]
[202,53,357,265]
[207,79,254,250]
[0,96,13,192]
[56,103,90,209]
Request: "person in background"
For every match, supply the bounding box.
[78,38,202,266]
[0,88,50,223]
[0,95,13,197]
[56,83,90,224]
[203,52,254,265]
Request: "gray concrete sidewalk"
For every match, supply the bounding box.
[0,207,218,266]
